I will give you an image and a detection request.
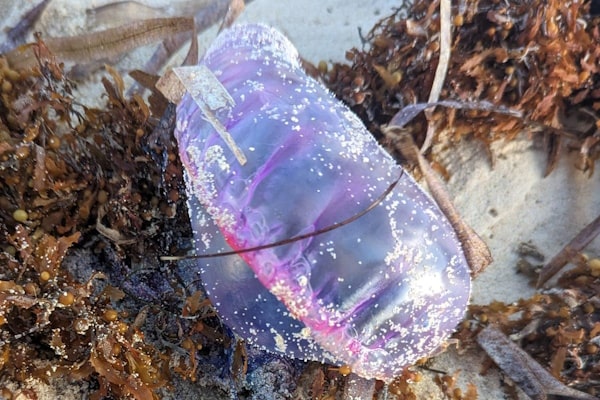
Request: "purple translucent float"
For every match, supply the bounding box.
[174,23,471,381]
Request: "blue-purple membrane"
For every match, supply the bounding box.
[174,23,471,382]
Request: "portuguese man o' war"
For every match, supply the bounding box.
[174,23,471,382]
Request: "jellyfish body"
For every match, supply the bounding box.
[174,23,471,382]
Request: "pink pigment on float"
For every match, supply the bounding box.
[174,23,471,381]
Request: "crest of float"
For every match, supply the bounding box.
[159,23,471,382]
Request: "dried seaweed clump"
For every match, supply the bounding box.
[324,0,600,174]
[461,255,600,398]
[0,37,220,399]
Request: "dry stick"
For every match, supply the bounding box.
[387,100,523,129]
[128,0,248,96]
[421,0,452,153]
[477,325,599,400]
[537,213,600,287]
[5,17,195,69]
[156,65,247,166]
[386,99,585,142]
[218,0,247,32]
[141,0,222,71]
[143,0,254,75]
[182,23,199,67]
[392,132,492,276]
[0,0,52,54]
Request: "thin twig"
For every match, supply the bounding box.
[421,0,451,153]
[387,100,579,141]
[477,325,599,400]
[388,130,492,276]
[537,214,600,287]
[218,0,247,32]
[6,17,194,69]
[0,0,52,54]
[161,174,402,261]
[142,0,254,75]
